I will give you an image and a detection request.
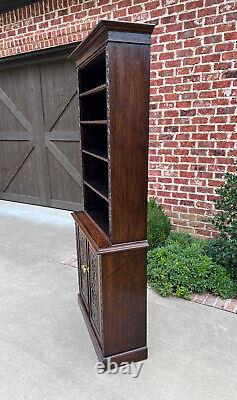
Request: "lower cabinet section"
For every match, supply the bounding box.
[74,213,148,369]
[76,225,102,342]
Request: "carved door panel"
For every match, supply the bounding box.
[88,247,102,339]
[77,229,90,311]
[76,226,102,339]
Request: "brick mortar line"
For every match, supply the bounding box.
[193,299,237,314]
[191,293,237,314]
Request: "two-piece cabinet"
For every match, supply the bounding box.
[70,20,154,368]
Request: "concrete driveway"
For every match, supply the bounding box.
[0,200,236,400]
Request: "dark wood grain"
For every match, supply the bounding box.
[70,19,154,65]
[108,42,151,243]
[72,211,110,250]
[102,247,147,356]
[75,220,148,367]
[78,292,148,369]
[72,20,154,367]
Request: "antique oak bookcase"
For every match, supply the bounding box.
[70,20,154,367]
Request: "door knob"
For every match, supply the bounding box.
[81,263,89,273]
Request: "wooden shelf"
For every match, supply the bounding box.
[81,120,107,125]
[78,52,106,93]
[72,211,110,248]
[84,179,108,201]
[80,84,106,98]
[82,149,108,162]
[85,208,109,237]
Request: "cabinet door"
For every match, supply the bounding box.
[88,247,102,340]
[77,228,90,311]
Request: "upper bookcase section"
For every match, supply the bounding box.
[70,20,155,244]
[69,19,155,67]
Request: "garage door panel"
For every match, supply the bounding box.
[0,66,36,125]
[50,94,79,132]
[0,141,38,196]
[0,141,32,177]
[48,150,82,205]
[5,147,39,197]
[0,102,27,132]
[0,52,82,210]
[40,61,78,129]
[46,141,82,187]
[51,141,81,172]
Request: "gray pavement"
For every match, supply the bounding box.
[0,200,236,400]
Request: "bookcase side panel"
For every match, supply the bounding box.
[102,247,147,357]
[107,42,151,244]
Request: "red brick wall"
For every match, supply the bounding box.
[0,0,236,237]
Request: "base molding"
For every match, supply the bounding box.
[102,347,148,369]
[78,294,148,370]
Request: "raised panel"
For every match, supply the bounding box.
[89,247,102,339]
[77,229,90,311]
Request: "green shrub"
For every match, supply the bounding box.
[147,234,237,300]
[147,198,171,249]
[212,163,237,239]
[166,231,200,246]
[204,238,237,281]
